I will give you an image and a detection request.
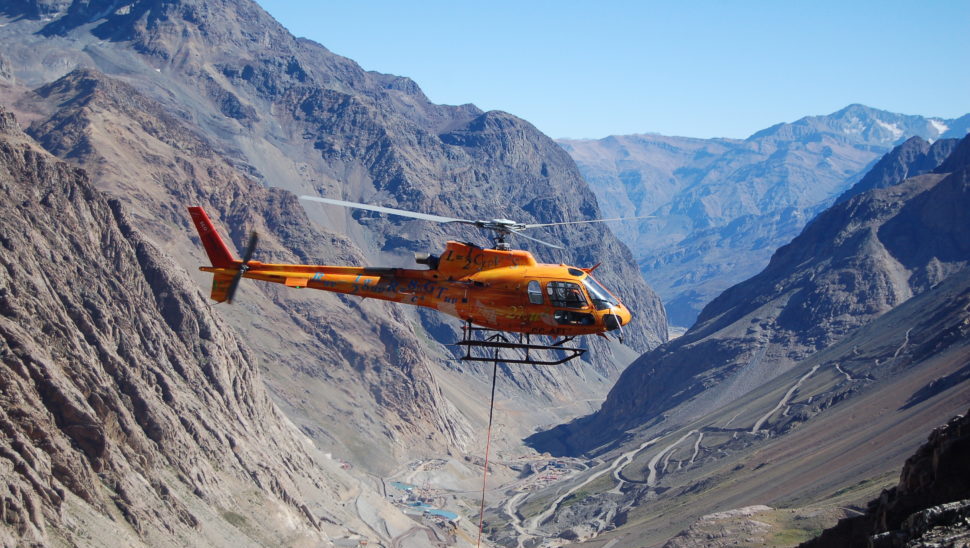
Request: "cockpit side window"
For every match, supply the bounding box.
[582,276,619,310]
[547,281,588,309]
[527,280,543,305]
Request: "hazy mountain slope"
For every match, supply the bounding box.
[0,106,407,547]
[561,105,970,326]
[555,134,740,248]
[0,0,668,475]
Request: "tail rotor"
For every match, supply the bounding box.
[225,231,258,304]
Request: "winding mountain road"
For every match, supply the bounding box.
[751,364,821,433]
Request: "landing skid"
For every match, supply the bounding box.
[454,323,586,365]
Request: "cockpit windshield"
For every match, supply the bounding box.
[583,276,619,310]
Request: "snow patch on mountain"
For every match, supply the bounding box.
[930,119,949,135]
[877,120,904,140]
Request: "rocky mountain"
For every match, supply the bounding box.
[0,106,412,547]
[535,133,970,455]
[836,135,959,204]
[560,105,970,326]
[801,409,970,548]
[0,0,667,474]
[497,135,970,545]
[19,65,485,472]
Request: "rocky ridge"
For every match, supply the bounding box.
[0,106,406,547]
[835,135,959,204]
[492,261,970,546]
[500,238,970,547]
[15,66,474,471]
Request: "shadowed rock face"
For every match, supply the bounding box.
[800,409,970,548]
[0,106,391,547]
[530,134,970,456]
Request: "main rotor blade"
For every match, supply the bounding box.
[510,230,564,250]
[300,195,468,225]
[523,215,654,229]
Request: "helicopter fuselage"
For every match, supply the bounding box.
[200,240,631,337]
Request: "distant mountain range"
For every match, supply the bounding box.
[559,105,970,327]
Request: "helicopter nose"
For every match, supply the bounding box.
[603,305,632,330]
[618,304,632,326]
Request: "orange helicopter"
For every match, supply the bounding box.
[189,196,639,365]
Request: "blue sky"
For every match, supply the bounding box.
[256,1,970,140]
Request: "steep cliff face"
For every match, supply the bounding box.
[532,134,970,456]
[0,106,403,547]
[801,410,970,548]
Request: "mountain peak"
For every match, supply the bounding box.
[832,102,885,117]
[747,104,955,146]
[936,133,970,173]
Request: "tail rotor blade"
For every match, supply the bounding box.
[226,231,258,304]
[225,268,246,304]
[241,231,259,263]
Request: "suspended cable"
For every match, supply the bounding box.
[476,351,500,547]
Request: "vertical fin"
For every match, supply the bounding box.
[188,207,235,268]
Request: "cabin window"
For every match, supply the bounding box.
[554,310,595,326]
[583,276,619,310]
[547,281,588,309]
[527,280,544,304]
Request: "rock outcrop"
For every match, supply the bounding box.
[835,135,958,204]
[800,410,970,548]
